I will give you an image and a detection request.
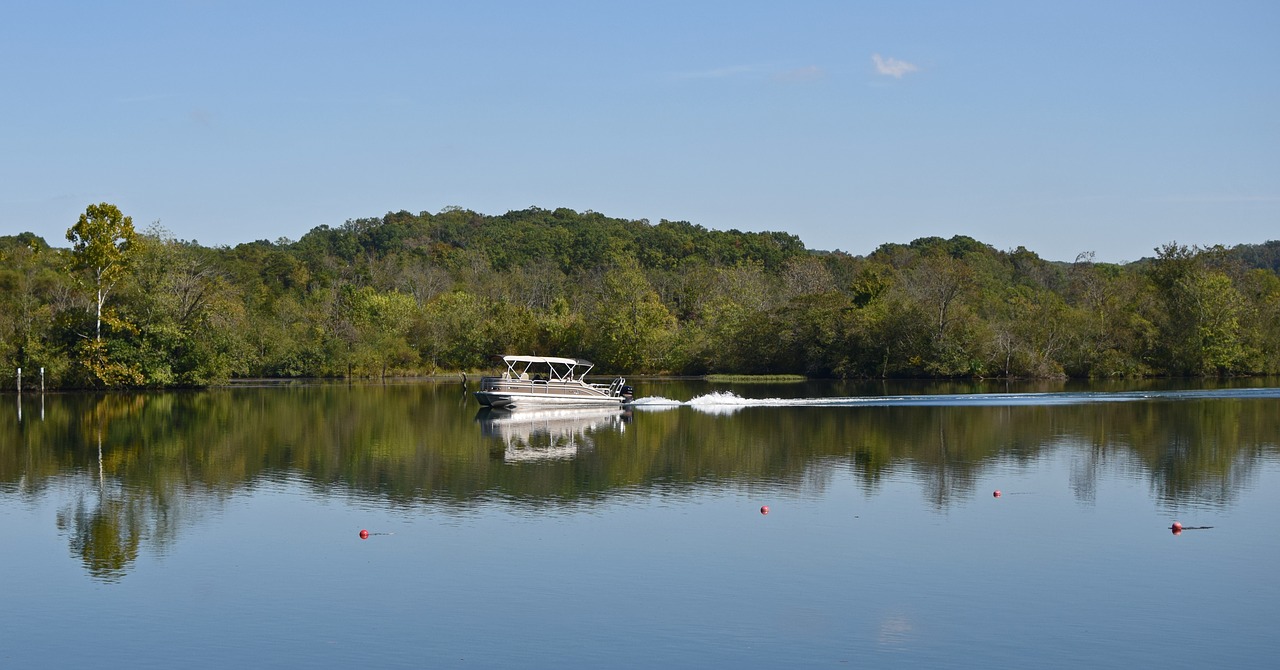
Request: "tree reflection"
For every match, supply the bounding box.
[57,493,142,582]
[0,382,1277,580]
[51,396,142,581]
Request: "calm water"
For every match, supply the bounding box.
[2,380,1278,669]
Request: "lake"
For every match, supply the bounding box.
[2,379,1278,669]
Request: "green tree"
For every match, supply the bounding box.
[899,253,984,375]
[1147,242,1251,374]
[1238,269,1280,373]
[345,286,419,377]
[0,236,69,385]
[119,228,251,385]
[66,203,138,342]
[682,263,777,373]
[585,260,677,372]
[988,285,1071,377]
[416,290,493,371]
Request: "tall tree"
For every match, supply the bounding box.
[66,203,138,342]
[1147,242,1251,374]
[0,237,66,383]
[585,259,677,372]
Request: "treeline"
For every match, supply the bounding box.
[2,203,1279,388]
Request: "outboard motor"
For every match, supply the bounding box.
[621,385,635,403]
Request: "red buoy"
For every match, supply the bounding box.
[993,490,1002,498]
[760,505,770,515]
[1171,521,1183,536]
[359,529,370,540]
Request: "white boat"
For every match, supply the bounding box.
[474,355,634,409]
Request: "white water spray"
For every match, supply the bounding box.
[625,387,1280,414]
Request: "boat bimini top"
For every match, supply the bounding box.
[497,355,596,382]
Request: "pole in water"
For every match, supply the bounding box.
[40,367,44,393]
[16,367,20,393]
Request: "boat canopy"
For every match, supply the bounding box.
[500,355,589,367]
[497,355,596,381]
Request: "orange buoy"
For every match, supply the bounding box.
[359,529,370,539]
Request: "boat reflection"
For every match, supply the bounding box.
[476,406,630,462]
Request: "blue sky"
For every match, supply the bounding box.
[2,1,1276,262]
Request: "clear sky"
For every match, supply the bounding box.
[2,1,1276,262]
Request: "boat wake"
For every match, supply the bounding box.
[627,387,1280,415]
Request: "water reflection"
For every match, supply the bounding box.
[477,407,629,462]
[1,382,1278,581]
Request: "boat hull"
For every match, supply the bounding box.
[474,388,625,409]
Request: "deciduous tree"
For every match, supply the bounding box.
[66,203,138,342]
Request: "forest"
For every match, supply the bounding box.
[2,203,1279,389]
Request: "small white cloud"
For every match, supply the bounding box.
[872,53,919,79]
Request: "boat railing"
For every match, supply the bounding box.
[480,373,621,398]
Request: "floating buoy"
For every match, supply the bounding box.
[1171,521,1182,535]
[993,490,1002,498]
[359,529,370,540]
[760,505,770,515]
